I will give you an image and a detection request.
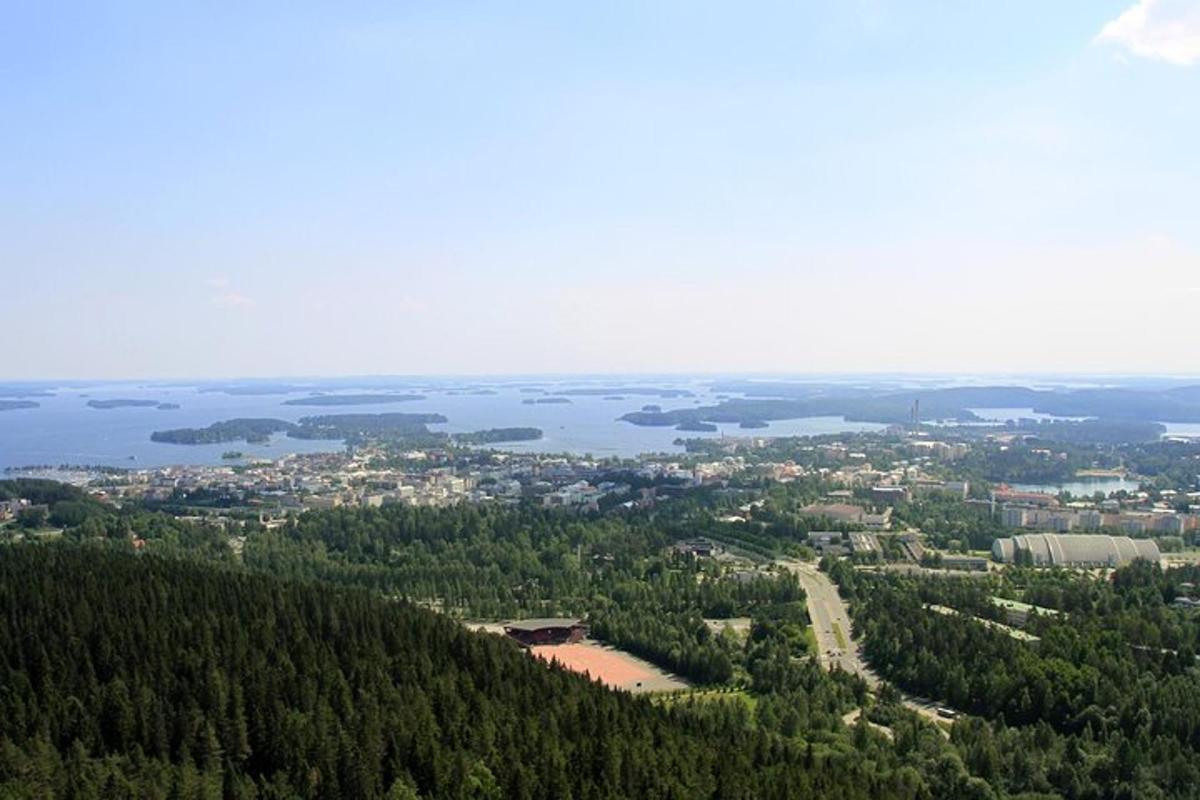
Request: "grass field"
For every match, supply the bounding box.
[657,688,757,712]
[833,622,848,649]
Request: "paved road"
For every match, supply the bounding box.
[777,558,952,730]
[777,558,878,686]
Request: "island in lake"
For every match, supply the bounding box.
[87,399,179,410]
[152,413,546,449]
[0,400,39,412]
[290,413,448,442]
[522,397,572,405]
[282,393,424,407]
[452,427,543,444]
[151,418,295,445]
[675,420,718,432]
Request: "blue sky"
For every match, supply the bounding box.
[2,1,1198,379]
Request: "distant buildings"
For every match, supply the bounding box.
[1000,503,1198,535]
[940,555,989,572]
[910,479,970,500]
[871,485,910,504]
[846,531,881,555]
[671,538,724,558]
[992,534,1160,568]
[0,499,29,521]
[802,503,892,530]
[897,533,925,562]
[806,530,879,556]
[906,440,969,461]
[989,597,1060,626]
[806,531,847,556]
[803,503,865,525]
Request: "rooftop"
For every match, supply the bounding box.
[503,618,584,632]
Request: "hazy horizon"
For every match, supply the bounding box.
[6,370,1200,387]
[4,1,1198,378]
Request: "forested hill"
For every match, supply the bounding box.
[0,546,902,800]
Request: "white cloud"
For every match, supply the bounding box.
[213,291,255,308]
[205,276,254,308]
[1096,0,1200,66]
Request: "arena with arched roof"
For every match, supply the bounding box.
[992,534,1160,567]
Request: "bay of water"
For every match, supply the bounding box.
[0,381,885,469]
[1161,422,1200,438]
[968,407,1092,423]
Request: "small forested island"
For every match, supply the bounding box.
[522,397,572,405]
[149,413,552,450]
[281,393,425,406]
[453,427,543,444]
[739,419,769,429]
[221,451,244,460]
[1007,418,1165,445]
[0,388,53,399]
[151,418,294,445]
[0,400,39,412]
[290,412,448,443]
[156,402,180,410]
[151,413,451,447]
[675,420,718,432]
[641,404,662,413]
[86,399,175,410]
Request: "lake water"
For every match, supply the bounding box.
[968,407,1092,423]
[1161,422,1200,439]
[0,381,885,469]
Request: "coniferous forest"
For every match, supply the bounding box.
[4,478,1199,798]
[0,546,911,800]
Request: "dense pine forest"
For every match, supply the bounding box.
[2,546,937,799]
[829,560,1200,798]
[6,478,1200,797]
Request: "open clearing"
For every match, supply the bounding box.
[533,641,689,693]
[659,688,757,712]
[704,617,752,640]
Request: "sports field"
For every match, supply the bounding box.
[533,641,689,693]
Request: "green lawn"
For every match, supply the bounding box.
[656,688,758,714]
[804,625,819,654]
[833,622,848,650]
